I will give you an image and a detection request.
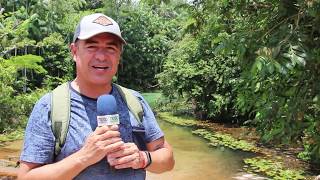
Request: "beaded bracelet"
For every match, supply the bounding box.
[144,151,152,168]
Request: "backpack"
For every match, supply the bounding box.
[50,82,144,157]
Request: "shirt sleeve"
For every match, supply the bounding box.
[132,91,164,143]
[20,93,55,164]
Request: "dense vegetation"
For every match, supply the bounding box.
[158,0,320,164]
[0,0,319,166]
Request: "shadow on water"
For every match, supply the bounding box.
[147,120,258,180]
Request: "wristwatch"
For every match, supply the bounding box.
[144,151,152,168]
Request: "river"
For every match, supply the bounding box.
[0,120,265,179]
[147,120,262,180]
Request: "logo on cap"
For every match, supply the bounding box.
[93,16,113,26]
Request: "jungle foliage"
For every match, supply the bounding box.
[157,0,320,163]
[0,0,177,129]
[0,0,320,164]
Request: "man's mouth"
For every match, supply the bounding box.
[93,66,109,70]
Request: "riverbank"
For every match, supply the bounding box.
[158,112,319,180]
[0,140,21,179]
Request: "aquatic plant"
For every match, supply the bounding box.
[244,157,305,180]
[158,112,197,127]
[159,112,258,152]
[192,129,259,153]
[0,128,24,144]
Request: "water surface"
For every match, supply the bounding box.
[147,120,256,180]
[0,120,259,179]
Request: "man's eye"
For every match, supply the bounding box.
[86,46,98,51]
[108,46,119,52]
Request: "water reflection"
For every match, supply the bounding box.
[147,120,256,180]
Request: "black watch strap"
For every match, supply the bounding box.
[145,151,152,168]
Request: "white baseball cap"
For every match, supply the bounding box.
[73,13,126,44]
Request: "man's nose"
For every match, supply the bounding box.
[95,48,108,61]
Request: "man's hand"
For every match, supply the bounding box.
[78,125,124,166]
[107,143,147,169]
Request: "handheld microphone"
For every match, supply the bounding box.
[97,94,120,172]
[97,95,120,126]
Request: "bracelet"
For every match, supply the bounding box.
[144,151,152,168]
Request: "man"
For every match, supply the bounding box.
[18,13,174,179]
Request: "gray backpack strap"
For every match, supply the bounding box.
[50,82,71,157]
[113,83,144,124]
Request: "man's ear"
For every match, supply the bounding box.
[70,43,77,62]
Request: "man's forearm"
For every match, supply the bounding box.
[19,126,123,180]
[146,141,174,173]
[19,151,90,180]
[19,125,124,180]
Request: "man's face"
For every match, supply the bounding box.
[71,33,122,86]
